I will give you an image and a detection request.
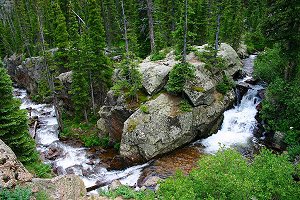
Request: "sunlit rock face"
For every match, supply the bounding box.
[0,139,33,188]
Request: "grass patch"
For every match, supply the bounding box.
[179,100,192,112]
[216,75,234,95]
[0,186,32,200]
[99,185,155,200]
[25,162,53,178]
[192,86,205,93]
[140,104,149,114]
[127,119,138,132]
[60,115,109,148]
[150,48,170,61]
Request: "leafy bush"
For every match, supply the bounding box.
[150,49,170,61]
[60,115,108,148]
[0,187,32,200]
[166,63,195,94]
[157,148,300,200]
[195,46,226,71]
[179,100,192,112]
[81,134,109,148]
[245,30,266,53]
[216,75,234,94]
[112,58,143,102]
[140,104,149,114]
[254,45,287,83]
[99,185,155,200]
[254,45,300,159]
[26,162,52,178]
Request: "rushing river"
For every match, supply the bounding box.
[13,55,264,191]
[13,88,148,191]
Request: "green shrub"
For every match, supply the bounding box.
[113,142,120,151]
[150,50,168,61]
[35,190,50,200]
[195,46,226,71]
[26,162,52,178]
[166,63,195,94]
[158,148,300,199]
[254,45,287,83]
[99,185,155,200]
[81,134,109,148]
[158,171,196,200]
[112,57,143,102]
[140,104,149,114]
[0,186,32,200]
[245,31,266,53]
[179,100,192,112]
[216,75,234,95]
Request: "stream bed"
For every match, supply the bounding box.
[13,55,265,192]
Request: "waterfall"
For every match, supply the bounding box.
[200,55,264,154]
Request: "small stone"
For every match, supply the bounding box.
[109,180,122,191]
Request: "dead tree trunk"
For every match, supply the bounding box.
[121,0,129,55]
[146,0,155,53]
[36,8,63,131]
[182,0,188,63]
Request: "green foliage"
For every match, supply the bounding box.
[157,148,300,199]
[0,186,32,200]
[195,46,226,71]
[25,162,52,178]
[158,171,196,200]
[150,49,170,61]
[216,75,234,95]
[99,185,155,200]
[0,67,40,165]
[166,63,195,94]
[112,57,143,101]
[113,142,120,151]
[35,190,50,200]
[81,134,109,148]
[61,115,109,148]
[254,45,287,83]
[179,100,192,112]
[127,119,138,133]
[140,104,149,114]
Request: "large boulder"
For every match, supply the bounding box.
[139,51,178,95]
[56,71,73,113]
[217,43,243,77]
[120,94,193,162]
[184,54,216,106]
[183,43,242,107]
[97,90,134,143]
[4,55,45,94]
[0,139,33,188]
[26,175,86,200]
[120,91,235,162]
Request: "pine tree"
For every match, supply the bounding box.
[52,0,69,72]
[86,0,112,109]
[262,0,300,81]
[0,63,39,164]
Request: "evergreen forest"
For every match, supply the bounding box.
[0,0,299,199]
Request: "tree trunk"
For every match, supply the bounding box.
[146,0,155,53]
[121,0,129,55]
[171,0,175,32]
[36,8,63,131]
[89,70,96,114]
[182,0,188,63]
[215,13,220,51]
